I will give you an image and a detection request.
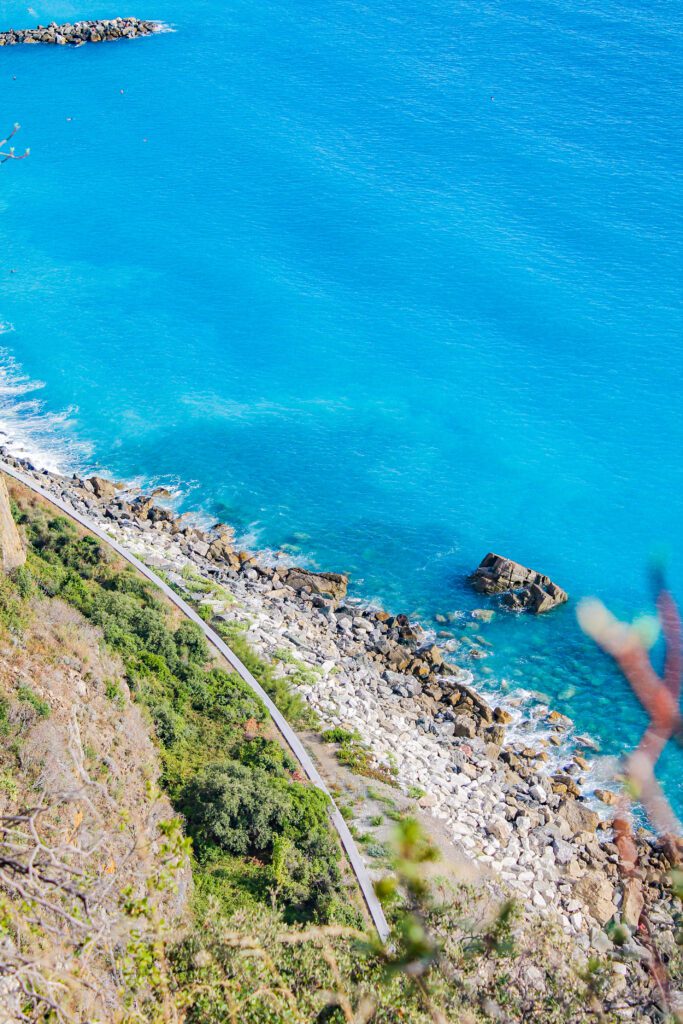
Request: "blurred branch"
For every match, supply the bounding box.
[577,578,683,842]
[1,123,30,163]
[578,575,683,1021]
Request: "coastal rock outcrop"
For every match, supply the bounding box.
[0,18,160,46]
[0,474,25,572]
[469,552,568,614]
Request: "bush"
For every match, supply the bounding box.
[174,620,209,665]
[180,761,340,917]
[321,727,357,744]
[181,762,293,857]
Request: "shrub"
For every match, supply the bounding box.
[180,762,340,917]
[181,761,293,857]
[174,620,209,665]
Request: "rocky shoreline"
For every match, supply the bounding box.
[0,18,161,46]
[1,448,680,1015]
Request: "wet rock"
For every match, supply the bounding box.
[469,552,568,614]
[595,788,619,806]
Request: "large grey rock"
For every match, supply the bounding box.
[469,552,568,614]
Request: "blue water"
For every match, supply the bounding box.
[1,0,682,812]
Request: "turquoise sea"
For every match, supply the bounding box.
[1,1,682,811]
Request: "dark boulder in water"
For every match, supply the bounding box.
[469,552,568,614]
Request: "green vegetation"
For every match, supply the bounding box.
[9,500,354,925]
[16,683,50,718]
[104,677,125,705]
[322,727,398,786]
[213,621,319,729]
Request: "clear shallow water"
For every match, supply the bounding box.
[1,1,682,810]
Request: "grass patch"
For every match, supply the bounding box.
[323,729,398,787]
[16,684,50,718]
[104,678,125,705]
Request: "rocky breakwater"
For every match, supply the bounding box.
[470,551,569,613]
[2,451,681,1016]
[0,18,161,46]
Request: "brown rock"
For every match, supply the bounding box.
[207,536,235,563]
[281,567,348,605]
[622,877,644,929]
[0,475,25,572]
[469,552,568,614]
[485,724,505,746]
[423,644,444,666]
[595,788,619,807]
[452,716,477,739]
[560,798,600,836]
[574,872,617,925]
[88,475,119,501]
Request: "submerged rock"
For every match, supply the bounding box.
[469,552,568,614]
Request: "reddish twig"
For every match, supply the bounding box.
[578,579,683,1018]
[578,581,683,840]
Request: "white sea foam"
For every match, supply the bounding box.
[0,349,91,474]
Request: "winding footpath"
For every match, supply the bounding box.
[0,459,390,942]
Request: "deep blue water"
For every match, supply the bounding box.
[1,0,682,811]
